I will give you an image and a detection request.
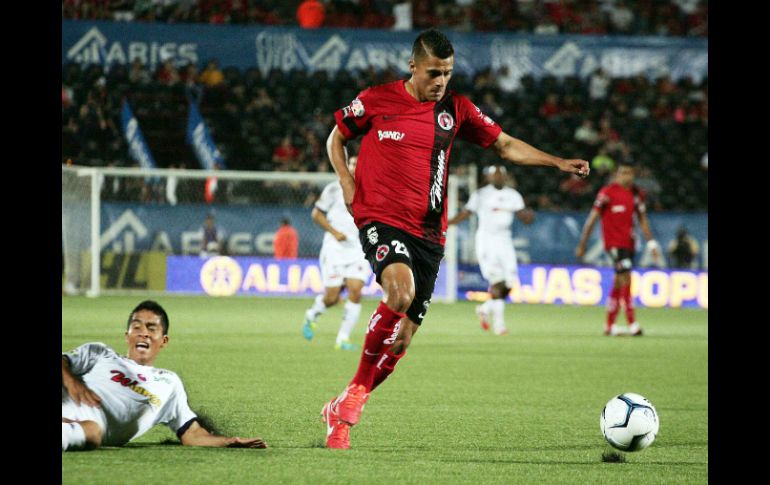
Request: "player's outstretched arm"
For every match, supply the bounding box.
[179,420,267,449]
[576,208,601,260]
[493,132,589,178]
[62,357,102,408]
[326,126,355,215]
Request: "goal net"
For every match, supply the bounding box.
[61,164,473,301]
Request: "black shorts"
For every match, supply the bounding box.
[608,247,635,274]
[359,221,444,325]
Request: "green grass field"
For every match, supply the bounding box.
[62,296,707,484]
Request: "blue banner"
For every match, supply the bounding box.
[120,100,156,169]
[163,255,705,308]
[186,101,226,170]
[458,263,707,309]
[166,255,448,300]
[63,20,707,81]
[99,203,708,269]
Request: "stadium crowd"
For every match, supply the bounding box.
[62,0,708,37]
[62,56,708,211]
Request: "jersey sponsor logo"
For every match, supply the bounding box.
[611,205,627,213]
[366,226,379,244]
[483,115,495,125]
[377,130,405,141]
[437,111,454,131]
[375,244,390,261]
[110,370,161,406]
[430,149,447,211]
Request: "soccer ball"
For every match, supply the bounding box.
[600,393,659,452]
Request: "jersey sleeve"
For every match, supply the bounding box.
[455,96,503,148]
[162,375,198,437]
[593,187,610,212]
[334,88,375,140]
[464,191,479,213]
[511,190,526,213]
[315,183,336,212]
[62,342,112,375]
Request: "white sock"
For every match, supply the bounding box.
[479,299,491,314]
[337,300,362,344]
[306,294,327,321]
[62,421,87,452]
[490,298,506,332]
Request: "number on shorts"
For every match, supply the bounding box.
[391,240,410,257]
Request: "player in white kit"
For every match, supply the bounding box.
[302,156,372,350]
[62,300,267,451]
[448,165,534,335]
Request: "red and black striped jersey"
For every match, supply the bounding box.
[593,182,646,250]
[334,80,502,246]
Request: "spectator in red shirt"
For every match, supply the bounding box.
[157,60,180,86]
[539,93,562,119]
[274,218,299,259]
[297,0,325,28]
[273,135,302,169]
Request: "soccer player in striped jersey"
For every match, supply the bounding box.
[321,28,590,449]
[576,161,660,336]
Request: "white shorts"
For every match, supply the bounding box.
[62,391,107,433]
[320,246,371,288]
[476,235,518,287]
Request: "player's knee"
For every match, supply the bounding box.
[385,289,414,313]
[323,295,339,307]
[347,289,362,303]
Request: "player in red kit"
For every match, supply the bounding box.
[321,29,591,449]
[575,161,660,337]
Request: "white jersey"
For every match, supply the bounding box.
[465,185,525,238]
[315,181,365,264]
[62,343,197,447]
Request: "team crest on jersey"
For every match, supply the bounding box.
[343,98,365,119]
[437,111,454,131]
[376,244,390,261]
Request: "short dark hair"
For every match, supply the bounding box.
[412,29,454,61]
[127,300,170,335]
